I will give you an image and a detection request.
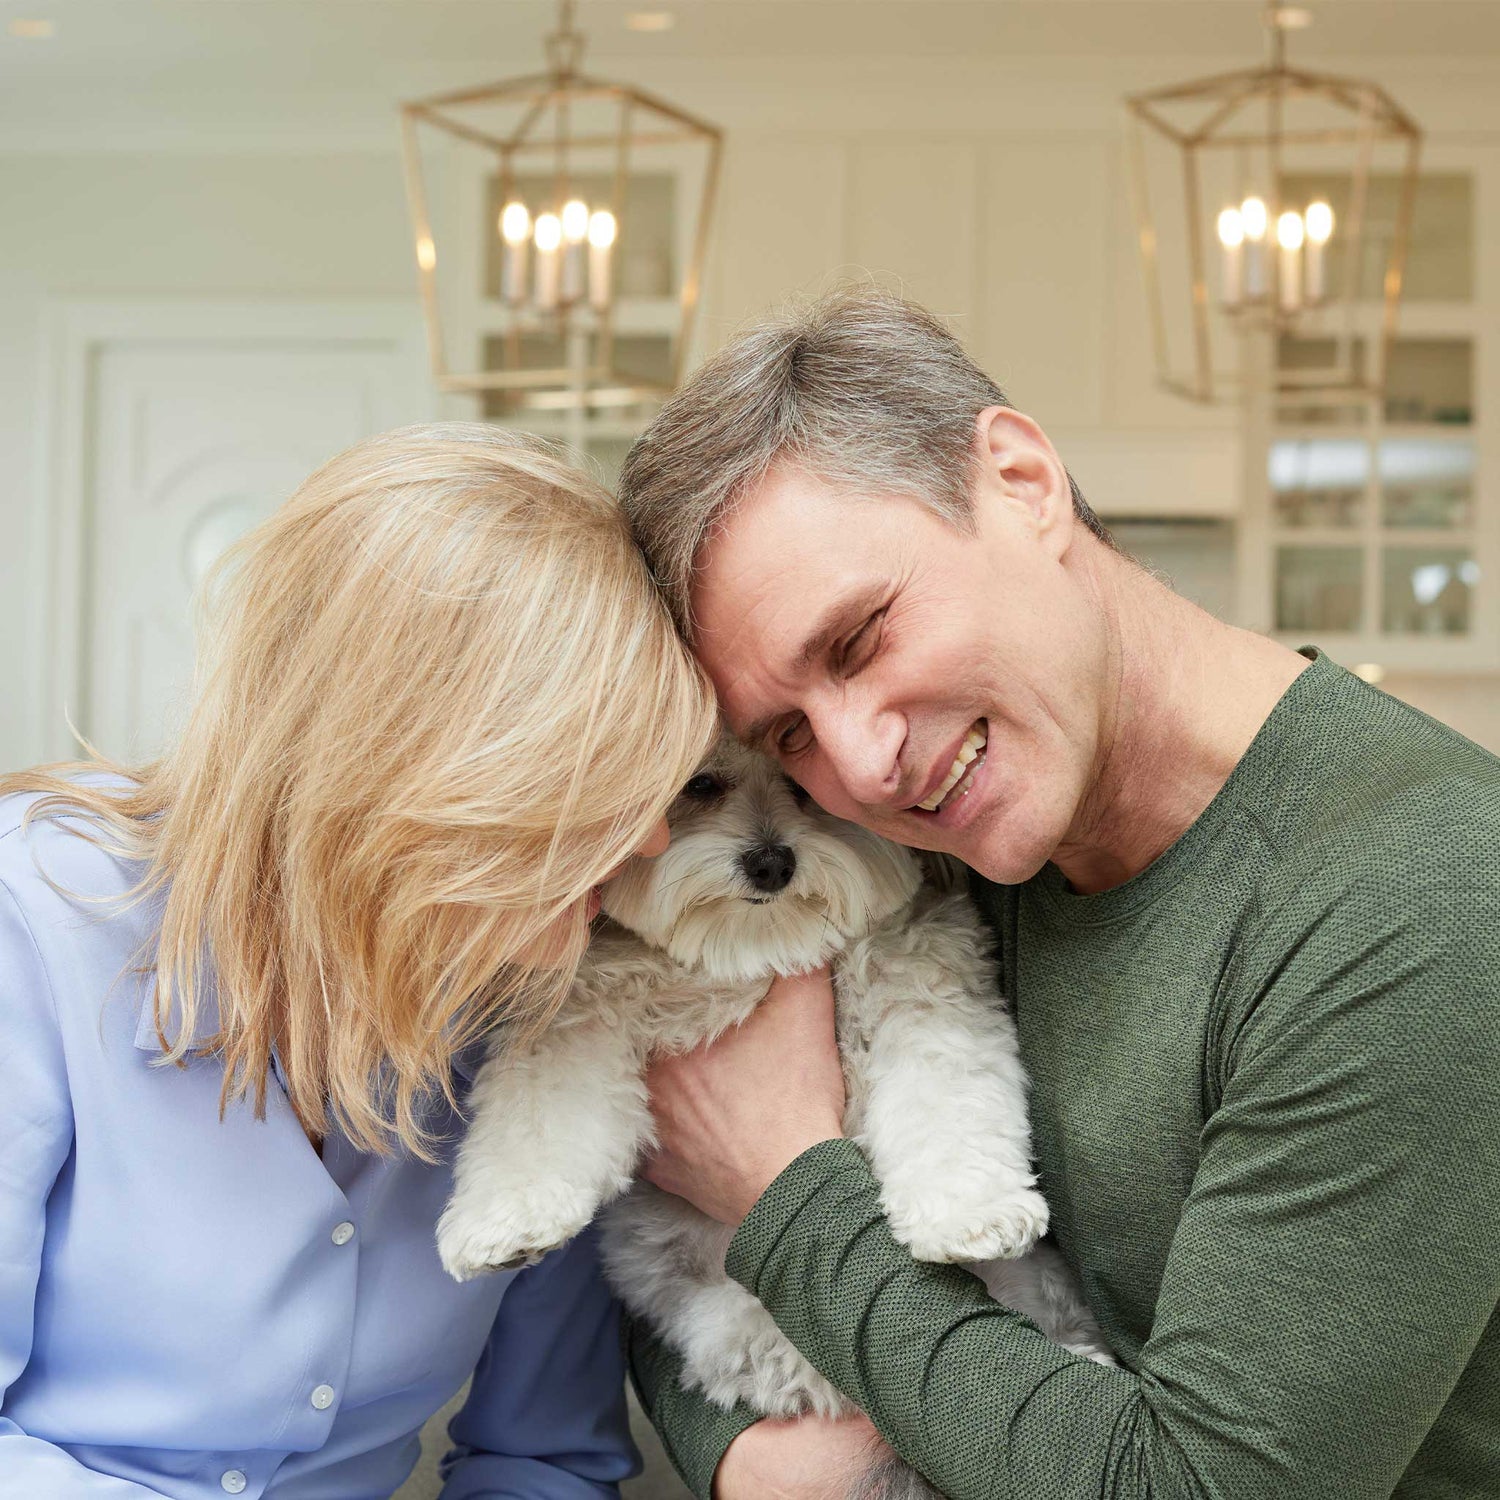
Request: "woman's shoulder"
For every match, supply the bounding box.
[0,773,155,955]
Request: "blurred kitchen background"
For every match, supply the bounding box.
[1,2,1497,1494]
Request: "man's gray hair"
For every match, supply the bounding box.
[618,287,1113,639]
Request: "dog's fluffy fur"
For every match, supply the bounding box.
[439,739,1112,1497]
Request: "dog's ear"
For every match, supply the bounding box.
[915,850,969,896]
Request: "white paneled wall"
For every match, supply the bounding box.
[977,138,1111,429]
[707,137,851,339]
[705,126,1244,461]
[0,152,421,772]
[847,140,980,320]
[702,126,1245,571]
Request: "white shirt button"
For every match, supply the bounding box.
[310,1384,335,1410]
[221,1472,247,1495]
[331,1221,355,1245]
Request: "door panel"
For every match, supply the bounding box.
[85,337,421,762]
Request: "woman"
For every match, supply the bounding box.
[0,423,717,1497]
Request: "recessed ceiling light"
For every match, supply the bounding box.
[8,18,56,39]
[626,12,675,32]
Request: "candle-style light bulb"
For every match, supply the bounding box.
[1304,200,1334,303]
[561,199,590,242]
[587,209,617,311]
[1240,196,1269,299]
[501,201,531,244]
[560,198,590,303]
[499,201,531,305]
[1277,209,1305,313]
[1217,206,1245,307]
[533,212,563,310]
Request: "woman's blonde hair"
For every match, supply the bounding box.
[1,423,716,1158]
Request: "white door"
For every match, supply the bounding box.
[75,312,430,762]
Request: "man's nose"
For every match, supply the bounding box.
[815,709,904,808]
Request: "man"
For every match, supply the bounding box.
[614,290,1500,1500]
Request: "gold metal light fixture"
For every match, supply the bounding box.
[398,0,723,409]
[1126,5,1421,408]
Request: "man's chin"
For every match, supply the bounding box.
[964,847,1054,886]
[944,809,1059,886]
[859,818,1051,887]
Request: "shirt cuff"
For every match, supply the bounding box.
[724,1137,869,1295]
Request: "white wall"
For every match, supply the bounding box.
[3,53,1499,768]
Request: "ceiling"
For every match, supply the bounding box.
[2,1,1496,142]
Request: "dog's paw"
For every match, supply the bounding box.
[885,1184,1050,1264]
[436,1181,596,1282]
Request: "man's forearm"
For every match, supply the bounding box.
[724,1142,1145,1500]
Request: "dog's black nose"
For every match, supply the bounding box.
[740,842,796,894]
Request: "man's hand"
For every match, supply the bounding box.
[641,966,845,1225]
[713,1412,885,1500]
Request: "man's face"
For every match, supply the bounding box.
[690,447,1109,884]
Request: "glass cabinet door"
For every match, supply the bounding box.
[1263,161,1490,665]
[1269,342,1480,653]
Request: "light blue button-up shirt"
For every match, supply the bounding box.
[0,790,640,1499]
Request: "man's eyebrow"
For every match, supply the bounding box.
[739,583,887,747]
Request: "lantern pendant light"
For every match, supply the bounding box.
[1125,4,1421,408]
[399,0,723,410]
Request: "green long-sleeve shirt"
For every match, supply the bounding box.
[628,649,1500,1499]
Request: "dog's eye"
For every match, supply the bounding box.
[784,776,812,807]
[682,773,726,801]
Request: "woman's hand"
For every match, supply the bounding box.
[713,1412,886,1500]
[641,966,845,1225]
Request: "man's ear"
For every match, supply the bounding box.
[972,405,1074,560]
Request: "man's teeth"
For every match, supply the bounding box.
[916,725,987,812]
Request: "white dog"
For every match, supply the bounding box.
[439,739,1111,1496]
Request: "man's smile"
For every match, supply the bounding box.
[911,720,989,813]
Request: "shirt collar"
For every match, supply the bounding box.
[132,978,222,1056]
